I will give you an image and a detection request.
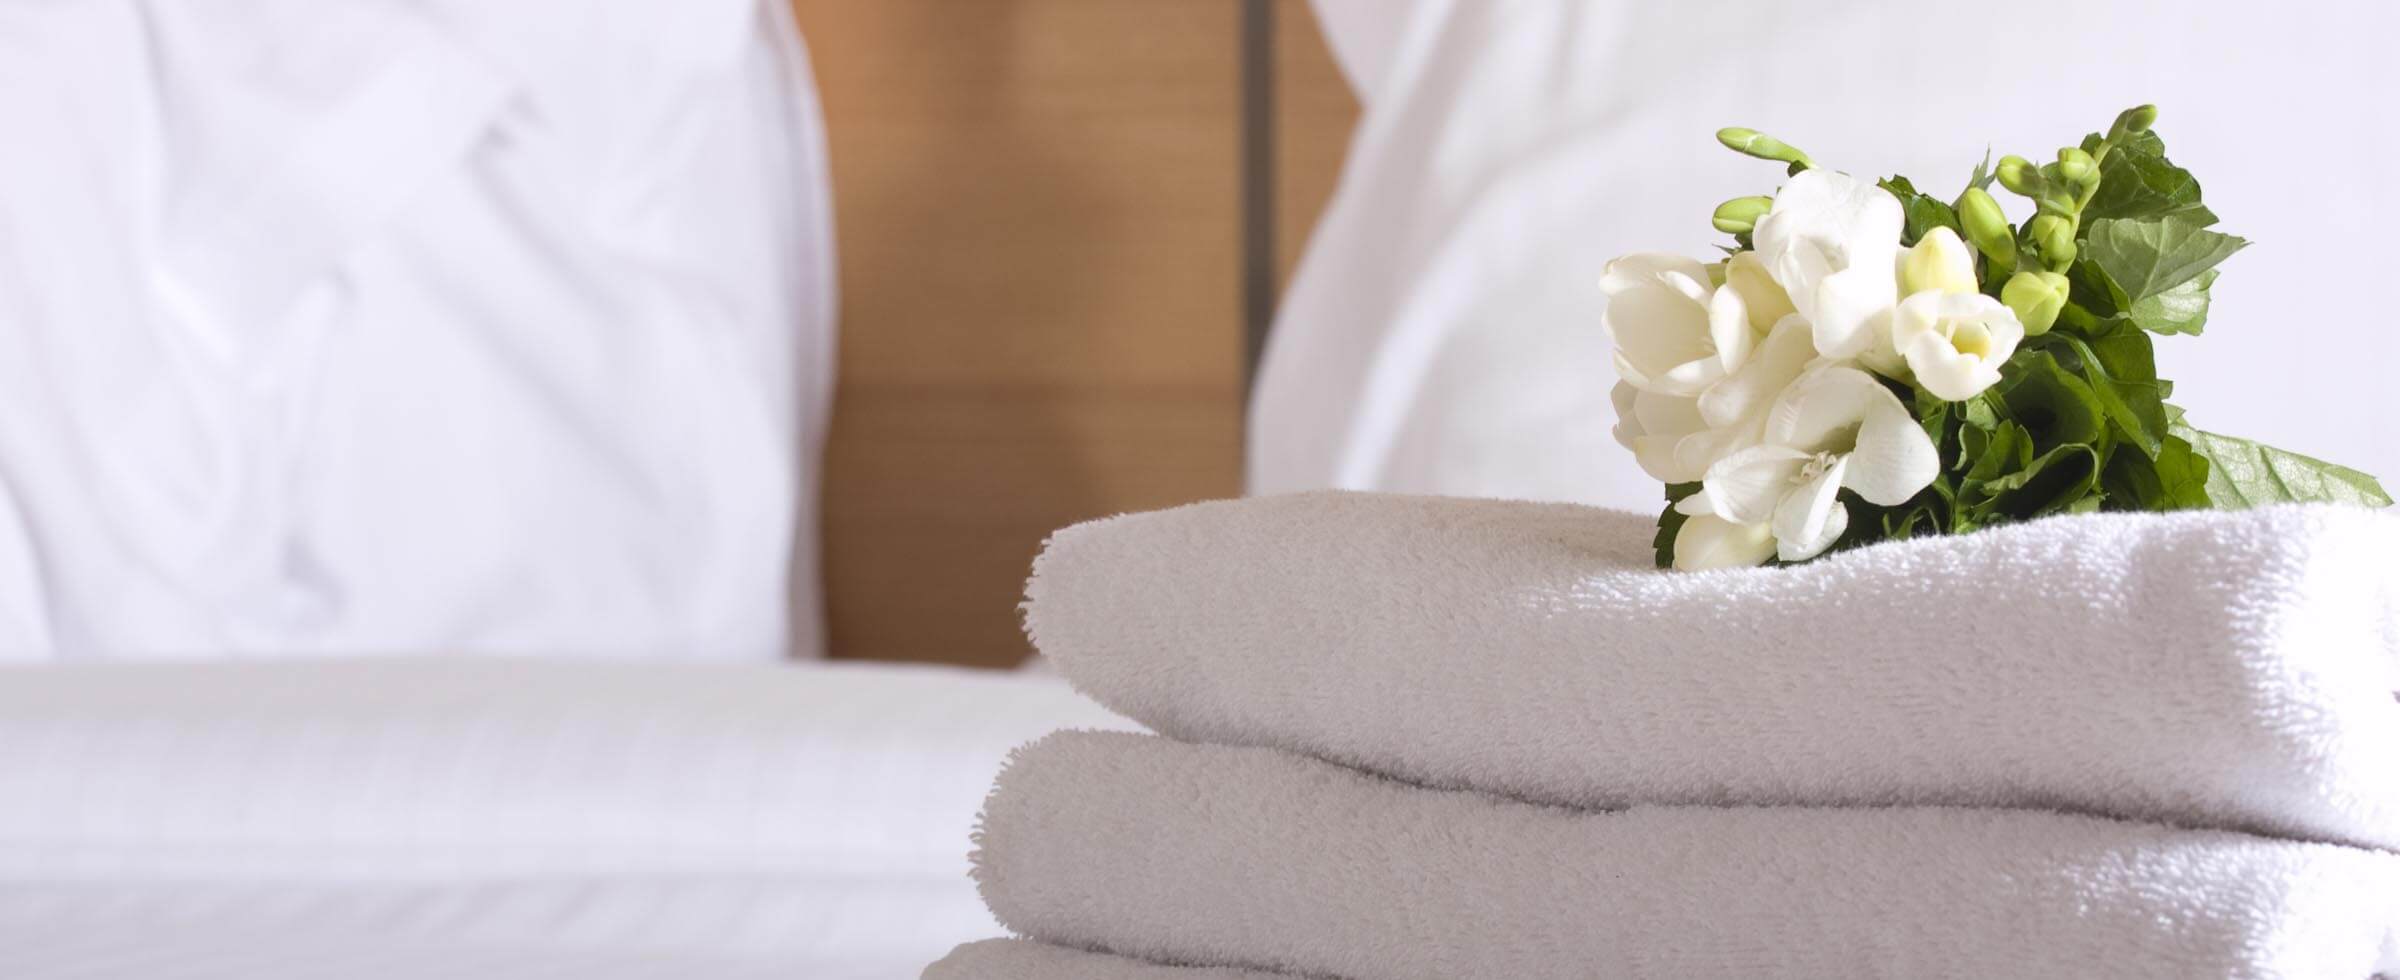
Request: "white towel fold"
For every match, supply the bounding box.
[926,939,1288,980]
[974,731,2400,980]
[1026,492,2400,849]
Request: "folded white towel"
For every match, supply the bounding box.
[1027,492,2400,849]
[975,732,2400,980]
[927,939,1286,980]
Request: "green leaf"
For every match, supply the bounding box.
[2082,131,2216,225]
[2076,318,2160,382]
[1963,421,2031,484]
[1959,393,2000,432]
[1878,175,1963,247]
[1881,497,1946,540]
[1996,349,2104,453]
[2127,267,2216,336]
[1984,444,2103,520]
[2066,257,2129,317]
[2084,215,2248,304]
[1653,482,1702,568]
[1958,431,2103,524]
[2043,324,2167,458]
[1965,147,1998,193]
[2177,426,2393,508]
[2100,432,2212,512]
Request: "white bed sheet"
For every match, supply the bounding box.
[0,877,970,980]
[0,659,1126,979]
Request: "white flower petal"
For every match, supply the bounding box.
[1600,253,1711,295]
[1772,456,1849,561]
[1901,226,1979,296]
[1699,444,1812,525]
[1855,308,1909,380]
[1619,388,1713,483]
[1841,389,1941,505]
[1632,435,1705,484]
[1608,380,1642,451]
[1722,251,1796,335]
[1756,170,1905,257]
[1775,488,1850,562]
[1656,357,1729,394]
[1766,366,1885,452]
[1891,290,1946,349]
[1808,259,1899,359]
[1698,314,1817,429]
[1707,286,1757,373]
[1766,243,1834,326]
[1903,331,1999,401]
[1668,423,1757,483]
[1673,515,1777,571]
[1604,275,1718,396]
[1629,443,1696,482]
[1630,387,1704,438]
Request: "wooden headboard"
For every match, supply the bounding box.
[790,0,1358,666]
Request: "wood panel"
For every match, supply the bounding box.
[1274,0,1358,287]
[796,0,1355,667]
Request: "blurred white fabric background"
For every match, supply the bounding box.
[1261,0,2397,512]
[0,0,834,659]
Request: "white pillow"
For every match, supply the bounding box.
[0,0,834,658]
[1259,0,2398,511]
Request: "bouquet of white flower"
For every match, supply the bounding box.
[1610,105,2391,570]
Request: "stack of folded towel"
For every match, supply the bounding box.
[927,491,2400,980]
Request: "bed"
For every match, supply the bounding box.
[0,660,1131,978]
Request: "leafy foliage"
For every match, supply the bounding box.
[1904,123,2381,532]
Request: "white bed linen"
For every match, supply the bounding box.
[0,659,1126,978]
[0,0,836,660]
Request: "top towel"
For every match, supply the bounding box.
[1026,492,2400,850]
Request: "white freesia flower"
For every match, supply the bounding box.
[1752,170,1905,363]
[1602,252,1790,397]
[1612,312,1819,484]
[1682,366,1939,562]
[1671,514,1776,571]
[1900,226,1979,297]
[1892,291,2025,401]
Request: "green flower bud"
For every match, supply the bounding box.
[2028,214,2078,268]
[1995,155,2045,197]
[2002,270,2072,336]
[2114,104,2158,135]
[1715,128,1814,169]
[1954,188,2016,272]
[1710,195,1775,235]
[2055,147,2097,187]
